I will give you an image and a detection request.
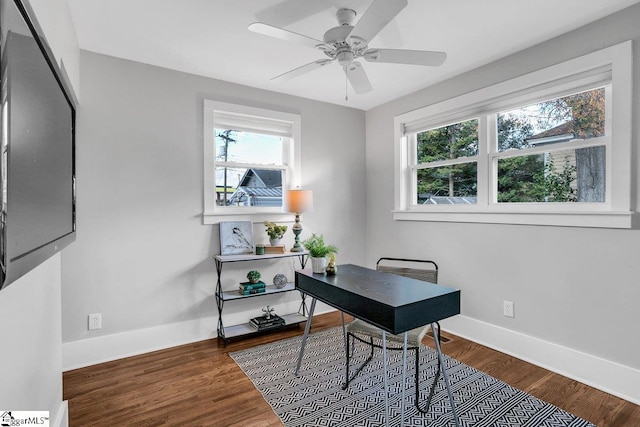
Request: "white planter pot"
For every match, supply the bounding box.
[270,238,282,246]
[311,257,327,274]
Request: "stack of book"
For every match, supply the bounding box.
[250,314,285,330]
[239,281,266,295]
[264,245,286,254]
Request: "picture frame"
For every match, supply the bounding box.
[219,221,254,255]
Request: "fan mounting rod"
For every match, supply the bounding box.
[323,9,357,45]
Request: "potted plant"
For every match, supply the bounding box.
[264,221,287,246]
[247,270,261,284]
[302,233,338,274]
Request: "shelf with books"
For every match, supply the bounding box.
[250,313,285,329]
[220,282,297,301]
[222,313,308,340]
[214,251,308,345]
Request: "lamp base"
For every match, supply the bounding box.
[290,214,303,252]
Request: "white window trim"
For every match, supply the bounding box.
[203,100,301,224]
[394,41,633,228]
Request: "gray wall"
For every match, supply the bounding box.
[61,50,366,345]
[0,257,65,421]
[365,4,640,371]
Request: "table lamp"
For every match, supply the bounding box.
[285,189,313,252]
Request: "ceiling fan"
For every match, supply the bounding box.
[248,0,446,98]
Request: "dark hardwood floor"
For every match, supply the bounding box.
[63,312,639,426]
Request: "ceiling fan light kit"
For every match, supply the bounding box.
[248,0,446,99]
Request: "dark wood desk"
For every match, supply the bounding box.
[296,264,460,333]
[294,264,461,427]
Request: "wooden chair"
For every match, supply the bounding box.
[343,257,442,413]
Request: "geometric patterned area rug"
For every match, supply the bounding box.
[230,327,596,427]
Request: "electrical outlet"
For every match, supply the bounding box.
[88,313,102,330]
[503,301,515,318]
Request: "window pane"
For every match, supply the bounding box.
[418,163,477,204]
[497,146,605,203]
[417,119,478,162]
[215,129,283,165]
[498,87,606,152]
[215,167,283,207]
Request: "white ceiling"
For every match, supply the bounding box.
[67,0,639,110]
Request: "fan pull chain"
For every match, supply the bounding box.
[344,66,349,101]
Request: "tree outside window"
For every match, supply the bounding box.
[416,119,478,204]
[496,87,605,203]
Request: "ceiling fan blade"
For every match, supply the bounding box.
[345,62,372,94]
[349,0,408,43]
[364,49,447,66]
[255,0,332,28]
[272,59,333,82]
[248,22,322,49]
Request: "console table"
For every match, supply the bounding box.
[294,264,461,427]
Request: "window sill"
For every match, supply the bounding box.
[202,211,296,225]
[392,209,634,229]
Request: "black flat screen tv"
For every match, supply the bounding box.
[0,0,76,289]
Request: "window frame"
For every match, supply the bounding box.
[203,100,301,224]
[394,41,633,228]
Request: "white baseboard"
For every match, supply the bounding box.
[63,316,218,371]
[53,401,68,427]
[62,302,334,371]
[440,315,640,405]
[63,308,638,406]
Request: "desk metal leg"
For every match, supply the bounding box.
[294,298,317,376]
[432,322,460,427]
[341,312,348,382]
[401,332,408,427]
[382,331,389,427]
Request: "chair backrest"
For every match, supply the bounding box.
[376,257,438,284]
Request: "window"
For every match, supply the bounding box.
[494,88,606,204]
[416,118,479,205]
[203,100,301,223]
[395,41,632,228]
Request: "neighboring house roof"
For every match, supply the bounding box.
[234,187,282,198]
[228,186,282,206]
[238,169,282,187]
[526,121,575,145]
[228,168,283,206]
